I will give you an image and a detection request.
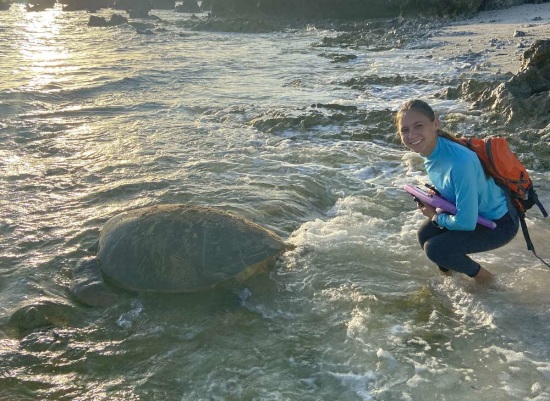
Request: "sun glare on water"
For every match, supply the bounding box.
[15,5,73,91]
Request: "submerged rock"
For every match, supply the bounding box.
[8,300,76,336]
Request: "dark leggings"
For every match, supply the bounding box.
[417,213,519,277]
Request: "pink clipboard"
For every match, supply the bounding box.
[404,184,497,229]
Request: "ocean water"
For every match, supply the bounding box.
[1,5,550,401]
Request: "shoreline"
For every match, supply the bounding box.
[427,3,550,75]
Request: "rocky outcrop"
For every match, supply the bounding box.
[494,39,550,127]
[447,40,550,128]
[88,13,128,27]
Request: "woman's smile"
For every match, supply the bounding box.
[398,110,439,156]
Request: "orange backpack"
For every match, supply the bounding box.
[459,137,549,267]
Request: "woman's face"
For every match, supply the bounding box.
[398,109,439,156]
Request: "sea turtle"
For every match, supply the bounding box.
[71,204,285,306]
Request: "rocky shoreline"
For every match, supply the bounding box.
[2,0,549,153]
[425,3,550,157]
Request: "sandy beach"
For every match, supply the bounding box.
[429,3,550,74]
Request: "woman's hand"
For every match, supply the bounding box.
[418,203,437,219]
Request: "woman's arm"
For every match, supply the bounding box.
[437,161,479,231]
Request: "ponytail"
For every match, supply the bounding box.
[436,128,463,145]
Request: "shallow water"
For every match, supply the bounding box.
[1,5,549,401]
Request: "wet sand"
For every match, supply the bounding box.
[428,3,550,74]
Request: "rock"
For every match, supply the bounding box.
[8,300,76,335]
[110,13,129,25]
[500,39,550,126]
[448,39,550,128]
[88,14,128,27]
[88,15,109,26]
[328,54,358,63]
[312,103,358,112]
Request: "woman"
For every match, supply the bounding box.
[396,99,518,282]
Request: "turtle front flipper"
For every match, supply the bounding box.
[71,257,118,307]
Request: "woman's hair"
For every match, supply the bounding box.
[395,99,460,144]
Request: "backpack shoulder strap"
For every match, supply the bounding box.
[518,213,534,251]
[531,188,549,217]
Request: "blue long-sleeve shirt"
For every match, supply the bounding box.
[424,137,509,230]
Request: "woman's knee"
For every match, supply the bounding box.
[424,238,480,276]
[424,239,444,265]
[417,220,439,249]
